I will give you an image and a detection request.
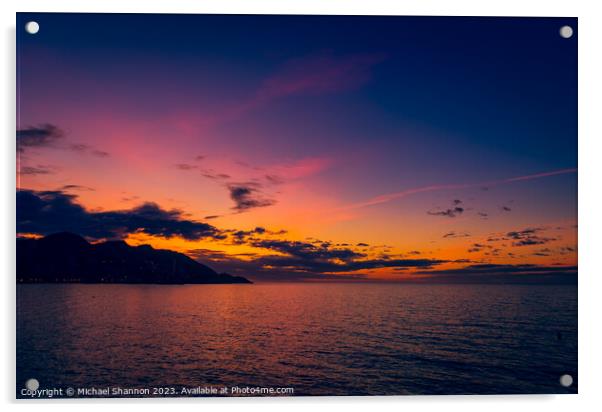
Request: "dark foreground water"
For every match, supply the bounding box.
[17,283,577,397]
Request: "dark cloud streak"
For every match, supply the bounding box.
[17,124,110,157]
[506,228,555,247]
[228,184,276,212]
[427,200,464,218]
[17,124,64,153]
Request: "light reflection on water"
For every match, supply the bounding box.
[17,283,577,396]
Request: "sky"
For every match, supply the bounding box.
[16,13,578,282]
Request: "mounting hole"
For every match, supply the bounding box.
[25,21,39,34]
[559,25,573,39]
[559,374,573,387]
[25,378,39,391]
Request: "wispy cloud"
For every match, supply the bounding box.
[69,143,110,157]
[60,184,95,192]
[181,52,387,130]
[336,168,577,212]
[227,52,387,119]
[443,231,471,238]
[260,53,386,98]
[18,165,58,176]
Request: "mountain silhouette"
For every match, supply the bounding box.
[17,232,251,284]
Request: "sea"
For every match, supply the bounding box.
[16,283,577,397]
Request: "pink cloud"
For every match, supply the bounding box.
[255,52,387,100]
[177,52,387,128]
[269,157,333,180]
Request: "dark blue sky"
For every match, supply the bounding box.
[18,13,577,172]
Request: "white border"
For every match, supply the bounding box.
[3,1,601,411]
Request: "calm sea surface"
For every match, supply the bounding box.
[17,283,577,397]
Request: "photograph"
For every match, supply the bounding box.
[16,13,577,398]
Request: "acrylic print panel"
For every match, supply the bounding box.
[16,13,577,398]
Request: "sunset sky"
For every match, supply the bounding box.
[16,13,577,282]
